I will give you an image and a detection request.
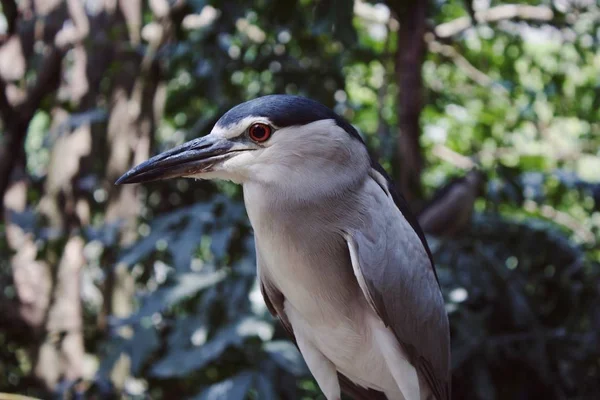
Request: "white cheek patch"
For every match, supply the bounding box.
[211,116,274,139]
[196,151,260,184]
[221,151,258,170]
[185,152,256,184]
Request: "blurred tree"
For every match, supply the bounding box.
[0,0,598,399]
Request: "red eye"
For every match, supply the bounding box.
[248,123,272,142]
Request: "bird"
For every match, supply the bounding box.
[116,95,451,400]
[418,169,486,237]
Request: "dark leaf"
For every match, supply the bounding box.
[150,317,271,378]
[263,340,308,377]
[253,373,278,400]
[119,271,226,326]
[192,371,255,400]
[129,324,161,375]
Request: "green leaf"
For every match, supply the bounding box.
[129,324,160,375]
[121,271,226,325]
[192,371,255,400]
[150,317,270,378]
[312,0,358,47]
[254,373,278,400]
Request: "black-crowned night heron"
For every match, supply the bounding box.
[418,169,485,237]
[116,95,451,400]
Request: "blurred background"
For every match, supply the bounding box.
[0,0,599,399]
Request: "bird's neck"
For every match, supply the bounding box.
[242,175,367,231]
[244,173,363,210]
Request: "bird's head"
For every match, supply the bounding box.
[116,95,370,194]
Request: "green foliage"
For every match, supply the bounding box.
[436,215,599,398]
[1,0,600,399]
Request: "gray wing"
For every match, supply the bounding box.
[344,168,451,400]
[256,244,387,400]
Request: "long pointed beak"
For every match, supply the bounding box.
[115,136,235,184]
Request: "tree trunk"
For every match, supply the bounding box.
[32,236,86,389]
[387,0,428,210]
[99,0,171,389]
[0,0,176,393]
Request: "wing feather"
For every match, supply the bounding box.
[343,168,451,400]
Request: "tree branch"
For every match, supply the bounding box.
[21,47,64,118]
[426,37,509,94]
[0,46,65,217]
[435,4,554,38]
[0,75,14,121]
[431,144,476,170]
[0,0,18,37]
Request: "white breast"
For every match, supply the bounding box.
[243,183,404,397]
